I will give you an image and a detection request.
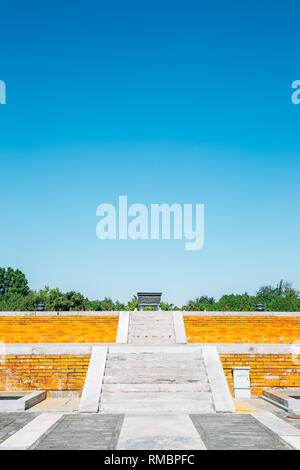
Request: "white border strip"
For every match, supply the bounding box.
[79,346,107,413]
[173,312,187,344]
[0,311,119,316]
[216,344,295,354]
[252,411,300,449]
[0,343,296,355]
[183,312,300,317]
[0,311,299,317]
[116,311,130,343]
[202,346,235,413]
[0,413,63,450]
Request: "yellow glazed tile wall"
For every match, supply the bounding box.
[0,316,118,343]
[220,354,300,396]
[0,354,90,393]
[184,316,300,343]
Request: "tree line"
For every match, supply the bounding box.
[0,267,299,311]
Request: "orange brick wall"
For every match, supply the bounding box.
[220,354,300,396]
[0,355,90,394]
[184,316,300,343]
[0,316,118,343]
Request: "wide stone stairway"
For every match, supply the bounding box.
[79,311,235,414]
[100,346,214,413]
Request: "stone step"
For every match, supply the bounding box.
[129,324,172,327]
[128,331,175,339]
[129,320,173,325]
[129,324,173,329]
[103,376,209,384]
[102,383,210,392]
[104,368,207,376]
[130,313,173,318]
[128,326,173,329]
[129,327,173,331]
[128,336,174,340]
[110,346,203,354]
[129,320,172,325]
[107,353,204,361]
[101,391,212,402]
[128,328,173,333]
[100,402,214,413]
[105,361,205,369]
[128,338,175,344]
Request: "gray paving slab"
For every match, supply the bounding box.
[32,414,124,450]
[190,413,292,450]
[117,414,206,450]
[0,412,37,444]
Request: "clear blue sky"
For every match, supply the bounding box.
[0,0,300,305]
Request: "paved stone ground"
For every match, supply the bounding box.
[31,414,124,450]
[0,412,37,444]
[190,414,291,450]
[0,409,298,449]
[117,414,206,450]
[235,398,300,431]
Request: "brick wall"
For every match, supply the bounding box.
[0,316,118,343]
[184,315,300,343]
[220,354,300,396]
[0,354,90,394]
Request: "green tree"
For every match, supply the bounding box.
[0,267,29,296]
[216,293,254,311]
[160,302,177,311]
[0,268,5,295]
[125,295,139,311]
[183,296,216,311]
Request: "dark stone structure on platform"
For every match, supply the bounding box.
[36,302,46,312]
[137,292,162,311]
[254,303,266,312]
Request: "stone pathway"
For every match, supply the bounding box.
[0,411,298,449]
[117,414,206,450]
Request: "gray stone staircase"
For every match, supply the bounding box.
[77,311,235,414]
[99,346,214,413]
[127,312,175,344]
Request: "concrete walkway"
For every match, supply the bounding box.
[117,414,206,450]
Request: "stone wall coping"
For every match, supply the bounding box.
[0,311,120,317]
[182,311,300,317]
[0,310,299,317]
[216,344,298,354]
[0,343,297,355]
